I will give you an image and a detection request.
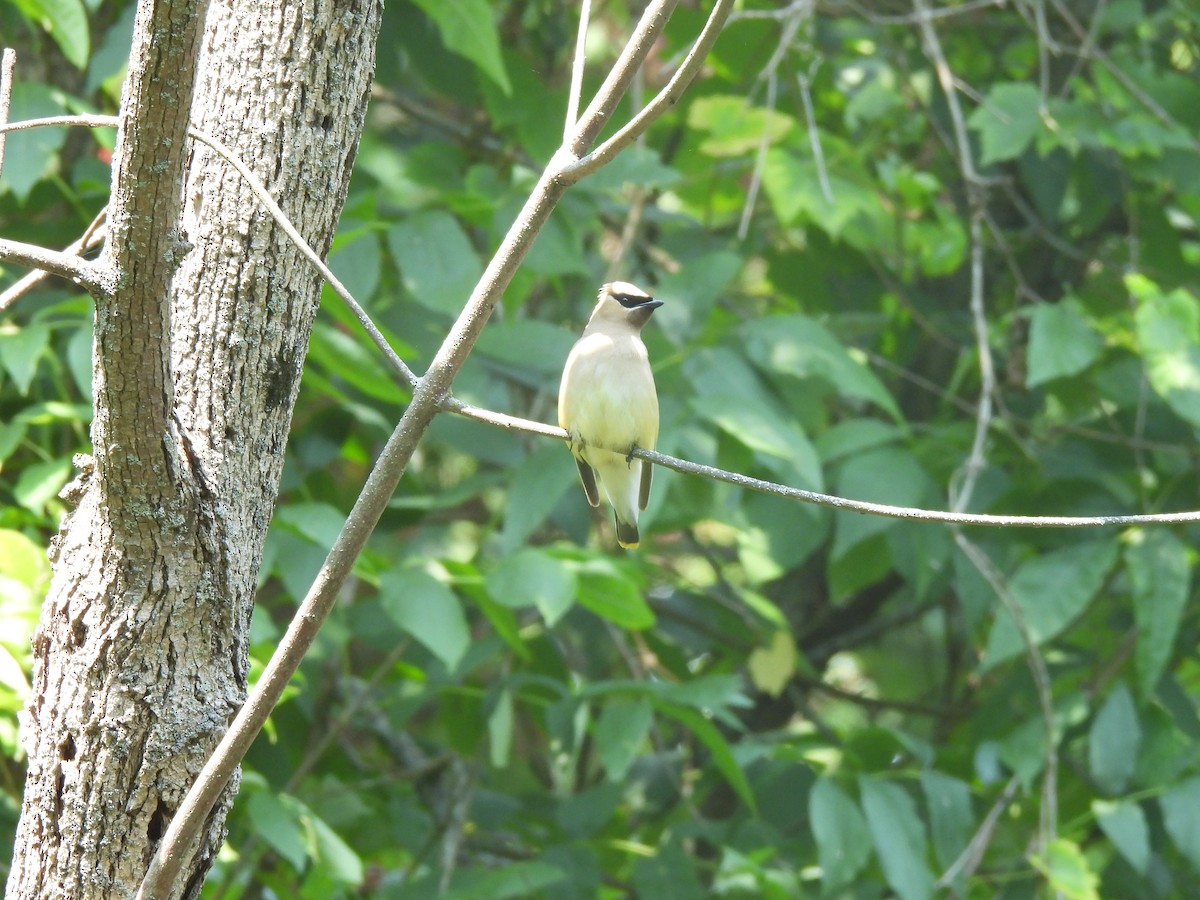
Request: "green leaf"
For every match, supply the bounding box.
[574,561,655,630]
[982,540,1119,669]
[859,776,934,900]
[684,347,823,490]
[968,82,1044,164]
[921,771,973,873]
[0,528,50,594]
[1029,838,1099,900]
[0,323,50,395]
[651,673,751,714]
[476,320,575,375]
[632,843,705,899]
[379,568,470,671]
[443,861,566,900]
[14,457,71,515]
[657,702,757,814]
[746,630,797,697]
[246,792,308,872]
[14,0,89,69]
[0,83,69,200]
[488,688,514,768]
[388,210,482,314]
[833,445,933,563]
[1131,276,1200,429]
[500,444,576,555]
[1160,777,1200,873]
[809,778,872,890]
[740,315,903,421]
[761,149,887,243]
[1088,681,1140,795]
[326,230,381,309]
[274,503,347,551]
[308,812,364,888]
[687,95,795,157]
[1026,301,1103,386]
[1093,800,1150,875]
[410,0,511,95]
[594,697,653,780]
[1125,529,1190,696]
[486,549,577,626]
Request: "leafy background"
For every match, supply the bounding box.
[3,1,1200,897]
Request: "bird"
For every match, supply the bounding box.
[558,281,662,549]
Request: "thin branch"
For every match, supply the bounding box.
[568,0,679,156]
[865,0,1007,25]
[797,65,833,204]
[738,67,777,240]
[139,2,701,894]
[565,0,735,180]
[0,237,101,290]
[182,125,417,387]
[935,774,1021,887]
[914,0,980,186]
[954,534,1058,852]
[564,0,593,141]
[0,113,418,388]
[0,48,14,181]
[0,210,107,312]
[1046,0,1191,140]
[950,209,993,514]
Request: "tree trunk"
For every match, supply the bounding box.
[6,0,382,897]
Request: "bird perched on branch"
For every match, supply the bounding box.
[558,281,662,549]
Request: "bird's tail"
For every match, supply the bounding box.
[614,513,640,550]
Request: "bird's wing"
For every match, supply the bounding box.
[575,457,601,507]
[638,459,652,511]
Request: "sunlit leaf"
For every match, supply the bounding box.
[1029,838,1099,900]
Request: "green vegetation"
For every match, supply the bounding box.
[3,1,1200,897]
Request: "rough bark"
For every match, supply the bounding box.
[6,0,382,897]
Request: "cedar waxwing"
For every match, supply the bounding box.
[558,281,662,549]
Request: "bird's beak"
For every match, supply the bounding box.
[643,298,664,311]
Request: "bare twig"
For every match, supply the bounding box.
[0,48,14,180]
[737,1,809,238]
[0,209,107,312]
[0,114,418,388]
[914,0,995,515]
[954,534,1058,853]
[1046,0,1190,140]
[564,0,593,140]
[565,0,735,179]
[866,0,1007,25]
[950,209,994,514]
[797,65,833,204]
[936,774,1021,886]
[0,237,101,290]
[914,0,980,187]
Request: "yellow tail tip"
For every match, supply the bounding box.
[617,539,640,550]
